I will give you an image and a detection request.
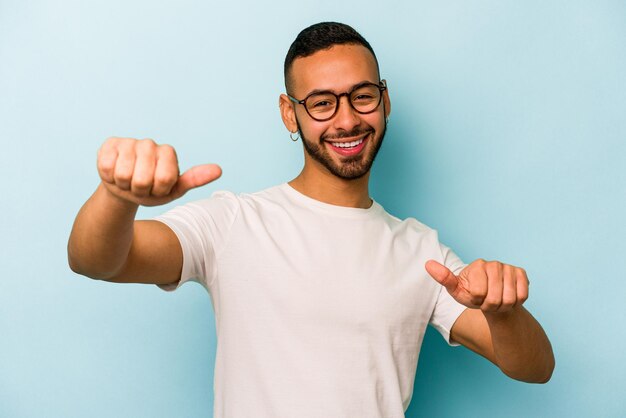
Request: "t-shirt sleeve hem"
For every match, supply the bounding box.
[152,216,199,292]
[438,303,468,347]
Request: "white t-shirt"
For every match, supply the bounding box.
[155,183,467,418]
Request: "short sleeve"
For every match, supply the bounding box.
[153,191,240,291]
[429,244,468,346]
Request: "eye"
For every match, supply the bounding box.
[306,94,336,112]
[312,100,332,108]
[352,93,377,105]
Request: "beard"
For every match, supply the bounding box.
[296,118,387,180]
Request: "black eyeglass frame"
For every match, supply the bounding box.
[287,80,387,122]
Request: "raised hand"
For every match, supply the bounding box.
[425,259,530,313]
[97,137,221,206]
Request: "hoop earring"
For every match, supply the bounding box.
[290,131,300,142]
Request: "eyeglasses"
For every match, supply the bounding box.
[287,81,387,122]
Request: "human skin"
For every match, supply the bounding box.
[67,138,221,284]
[280,44,553,383]
[426,259,554,382]
[279,44,390,209]
[68,42,553,383]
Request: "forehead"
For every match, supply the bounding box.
[290,44,379,96]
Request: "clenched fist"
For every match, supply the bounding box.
[97,137,221,206]
[425,259,530,313]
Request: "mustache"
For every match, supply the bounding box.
[322,127,373,142]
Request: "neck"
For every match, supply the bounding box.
[289,162,372,209]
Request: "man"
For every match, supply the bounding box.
[68,22,554,417]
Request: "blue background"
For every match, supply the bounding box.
[1,1,624,417]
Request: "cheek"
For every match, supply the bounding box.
[363,114,385,133]
[301,123,329,142]
[295,111,323,138]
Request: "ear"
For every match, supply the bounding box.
[381,79,391,119]
[279,94,298,133]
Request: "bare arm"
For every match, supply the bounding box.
[426,259,555,383]
[68,183,184,284]
[67,137,221,285]
[450,306,554,383]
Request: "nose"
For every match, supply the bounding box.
[331,95,360,132]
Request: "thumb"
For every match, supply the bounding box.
[173,164,222,197]
[425,260,459,294]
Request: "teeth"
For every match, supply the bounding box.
[331,138,364,148]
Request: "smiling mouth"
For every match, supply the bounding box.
[327,137,365,149]
[324,131,371,149]
[323,133,370,156]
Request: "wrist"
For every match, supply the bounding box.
[482,305,523,323]
[97,182,140,213]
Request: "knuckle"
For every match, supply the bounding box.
[104,136,120,146]
[519,268,529,283]
[150,188,168,197]
[114,166,133,182]
[470,295,485,306]
[159,144,177,158]
[98,167,114,182]
[470,286,487,299]
[502,295,517,306]
[482,303,499,311]
[136,140,157,156]
[131,177,152,196]
[520,269,529,282]
[486,261,502,276]
[155,171,178,186]
[114,171,132,183]
[116,137,134,145]
[132,175,152,189]
[139,138,157,149]
[483,297,501,309]
[98,145,115,162]
[97,157,113,173]
[114,157,133,172]
[480,304,497,312]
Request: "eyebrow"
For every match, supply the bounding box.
[304,80,379,97]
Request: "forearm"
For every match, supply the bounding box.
[484,306,555,383]
[67,182,139,279]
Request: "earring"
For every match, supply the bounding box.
[385,115,390,125]
[290,131,300,142]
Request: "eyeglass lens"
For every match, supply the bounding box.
[305,84,381,121]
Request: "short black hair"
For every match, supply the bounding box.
[284,22,379,92]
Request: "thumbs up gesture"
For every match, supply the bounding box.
[425,259,530,313]
[97,137,222,207]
